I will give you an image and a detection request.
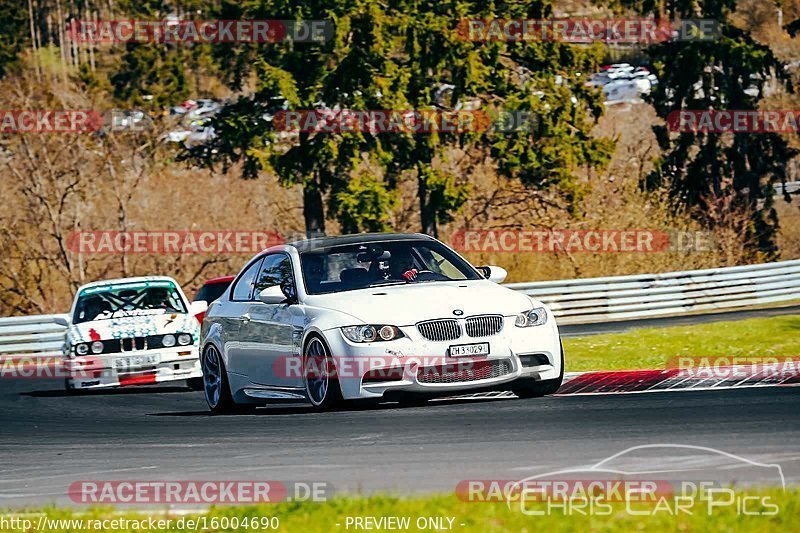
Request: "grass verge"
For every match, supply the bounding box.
[2,488,797,532]
[563,314,800,372]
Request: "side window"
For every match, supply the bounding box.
[231,257,265,301]
[253,254,293,298]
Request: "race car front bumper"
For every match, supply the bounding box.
[64,346,201,390]
[324,314,562,400]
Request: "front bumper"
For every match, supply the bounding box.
[64,346,201,390]
[324,315,561,400]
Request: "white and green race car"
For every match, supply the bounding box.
[63,276,204,391]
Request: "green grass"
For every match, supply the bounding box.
[2,489,797,532]
[563,315,800,372]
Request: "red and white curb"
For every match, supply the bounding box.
[557,364,800,395]
[443,363,800,401]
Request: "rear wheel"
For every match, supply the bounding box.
[304,336,343,410]
[202,344,237,414]
[512,340,565,399]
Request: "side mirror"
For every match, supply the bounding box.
[53,315,70,327]
[280,280,297,302]
[189,300,208,316]
[479,265,508,284]
[258,285,287,304]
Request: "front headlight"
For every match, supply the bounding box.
[75,343,89,355]
[162,334,176,347]
[515,307,548,327]
[177,333,193,346]
[90,341,104,354]
[342,325,404,343]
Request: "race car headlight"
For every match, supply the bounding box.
[515,307,548,327]
[162,334,176,347]
[177,333,193,346]
[90,341,104,354]
[75,343,89,356]
[342,325,404,343]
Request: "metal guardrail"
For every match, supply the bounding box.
[508,259,800,325]
[0,260,799,358]
[0,314,68,360]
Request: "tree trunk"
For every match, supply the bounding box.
[418,165,437,237]
[303,179,326,238]
[27,0,41,80]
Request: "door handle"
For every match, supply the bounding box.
[239,313,251,323]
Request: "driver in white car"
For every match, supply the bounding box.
[389,248,420,281]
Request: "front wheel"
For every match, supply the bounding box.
[512,340,564,399]
[303,336,343,410]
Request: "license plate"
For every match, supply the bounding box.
[114,354,160,370]
[449,342,490,357]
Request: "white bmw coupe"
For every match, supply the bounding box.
[199,233,563,413]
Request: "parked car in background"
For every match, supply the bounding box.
[186,99,221,120]
[163,118,217,147]
[590,64,658,104]
[184,121,216,148]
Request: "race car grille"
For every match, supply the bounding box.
[416,319,462,342]
[465,315,504,337]
[417,360,513,384]
[120,337,147,352]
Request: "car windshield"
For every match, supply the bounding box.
[300,239,481,295]
[72,281,187,324]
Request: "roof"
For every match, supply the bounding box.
[75,276,184,299]
[284,232,435,253]
[78,276,178,290]
[203,275,236,285]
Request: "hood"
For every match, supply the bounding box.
[305,280,536,326]
[68,312,199,344]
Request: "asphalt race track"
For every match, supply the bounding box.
[1,377,798,507]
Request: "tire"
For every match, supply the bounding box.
[186,377,204,391]
[64,378,81,395]
[202,344,237,414]
[511,340,565,399]
[303,335,343,410]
